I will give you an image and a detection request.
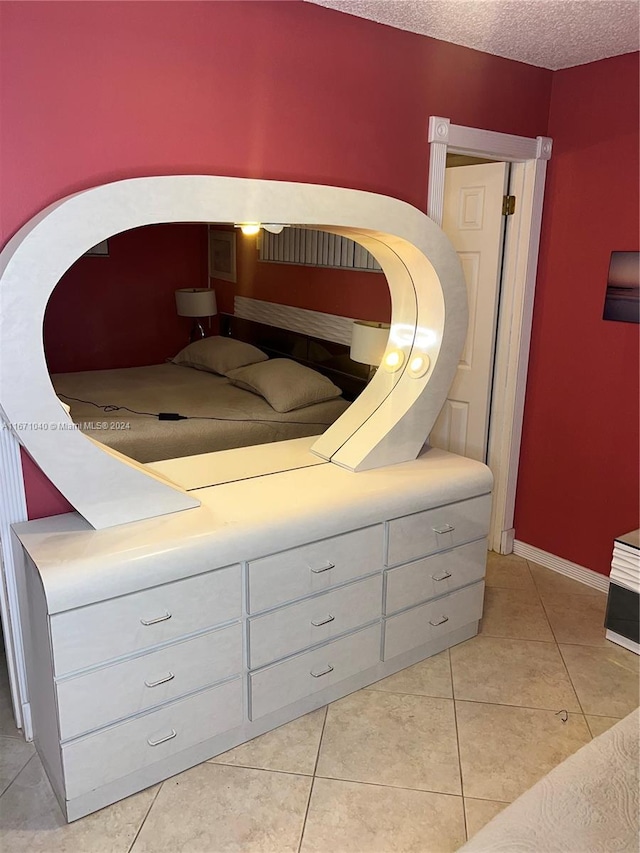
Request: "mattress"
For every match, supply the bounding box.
[459,708,639,852]
[52,363,349,463]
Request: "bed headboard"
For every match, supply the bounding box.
[220,313,368,401]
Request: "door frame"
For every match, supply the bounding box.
[427,116,553,553]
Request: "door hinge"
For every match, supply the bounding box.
[502,195,516,216]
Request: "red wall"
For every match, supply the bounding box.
[45,224,208,373]
[515,52,639,575]
[0,0,551,244]
[217,232,391,322]
[0,1,552,519]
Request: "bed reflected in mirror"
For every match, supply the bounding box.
[43,221,390,465]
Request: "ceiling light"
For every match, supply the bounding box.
[238,223,261,237]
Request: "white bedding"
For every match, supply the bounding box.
[52,363,349,463]
[459,708,639,852]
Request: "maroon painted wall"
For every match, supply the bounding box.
[1,1,553,520]
[44,224,208,373]
[217,232,391,323]
[0,0,551,243]
[515,52,639,575]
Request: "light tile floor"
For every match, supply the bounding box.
[1,554,638,852]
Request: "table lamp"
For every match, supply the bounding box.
[350,320,390,380]
[175,288,217,343]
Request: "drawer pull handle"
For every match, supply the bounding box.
[311,664,334,678]
[144,672,175,688]
[429,615,449,627]
[311,614,336,627]
[310,562,335,574]
[433,524,455,535]
[432,570,452,582]
[147,729,177,747]
[140,612,172,626]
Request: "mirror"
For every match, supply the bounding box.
[43,221,391,466]
[0,175,466,528]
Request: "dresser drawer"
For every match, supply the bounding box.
[62,677,242,800]
[249,575,382,669]
[384,581,484,660]
[250,624,381,720]
[51,564,241,676]
[385,539,487,615]
[56,623,243,741]
[386,495,491,567]
[248,526,384,614]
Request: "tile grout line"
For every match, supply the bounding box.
[310,705,329,779]
[523,563,546,606]
[451,696,584,715]
[126,782,163,853]
[526,560,605,601]
[480,626,613,650]
[527,559,617,727]
[0,751,36,802]
[449,648,468,842]
[296,705,329,853]
[296,777,316,853]
[483,566,591,726]
[366,686,452,699]
[536,590,589,723]
[528,570,557,640]
[549,639,619,648]
[528,567,628,731]
[206,761,316,782]
[483,565,555,644]
[555,643,589,721]
[312,772,465,799]
[465,796,511,805]
[210,761,314,779]
[367,684,582,714]
[493,569,589,722]
[471,631,556,643]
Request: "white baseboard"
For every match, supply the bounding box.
[513,540,609,593]
[606,629,639,656]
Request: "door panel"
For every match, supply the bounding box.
[430,162,508,462]
[433,400,469,457]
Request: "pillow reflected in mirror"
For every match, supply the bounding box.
[172,336,268,375]
[227,358,342,412]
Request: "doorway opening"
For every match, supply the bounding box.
[427,117,553,554]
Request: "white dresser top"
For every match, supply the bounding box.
[14,445,492,614]
[147,435,327,490]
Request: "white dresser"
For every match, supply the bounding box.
[13,446,492,821]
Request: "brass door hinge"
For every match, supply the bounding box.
[502,195,516,216]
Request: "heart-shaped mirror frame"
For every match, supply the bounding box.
[0,176,467,528]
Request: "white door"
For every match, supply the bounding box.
[430,162,509,462]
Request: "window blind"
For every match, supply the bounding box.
[259,228,382,272]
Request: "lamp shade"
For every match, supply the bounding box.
[175,288,217,318]
[350,320,390,366]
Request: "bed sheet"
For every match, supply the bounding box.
[52,363,349,463]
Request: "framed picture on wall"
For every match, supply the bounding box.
[209,228,237,282]
[603,251,639,324]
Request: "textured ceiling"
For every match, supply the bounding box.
[305,0,640,69]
